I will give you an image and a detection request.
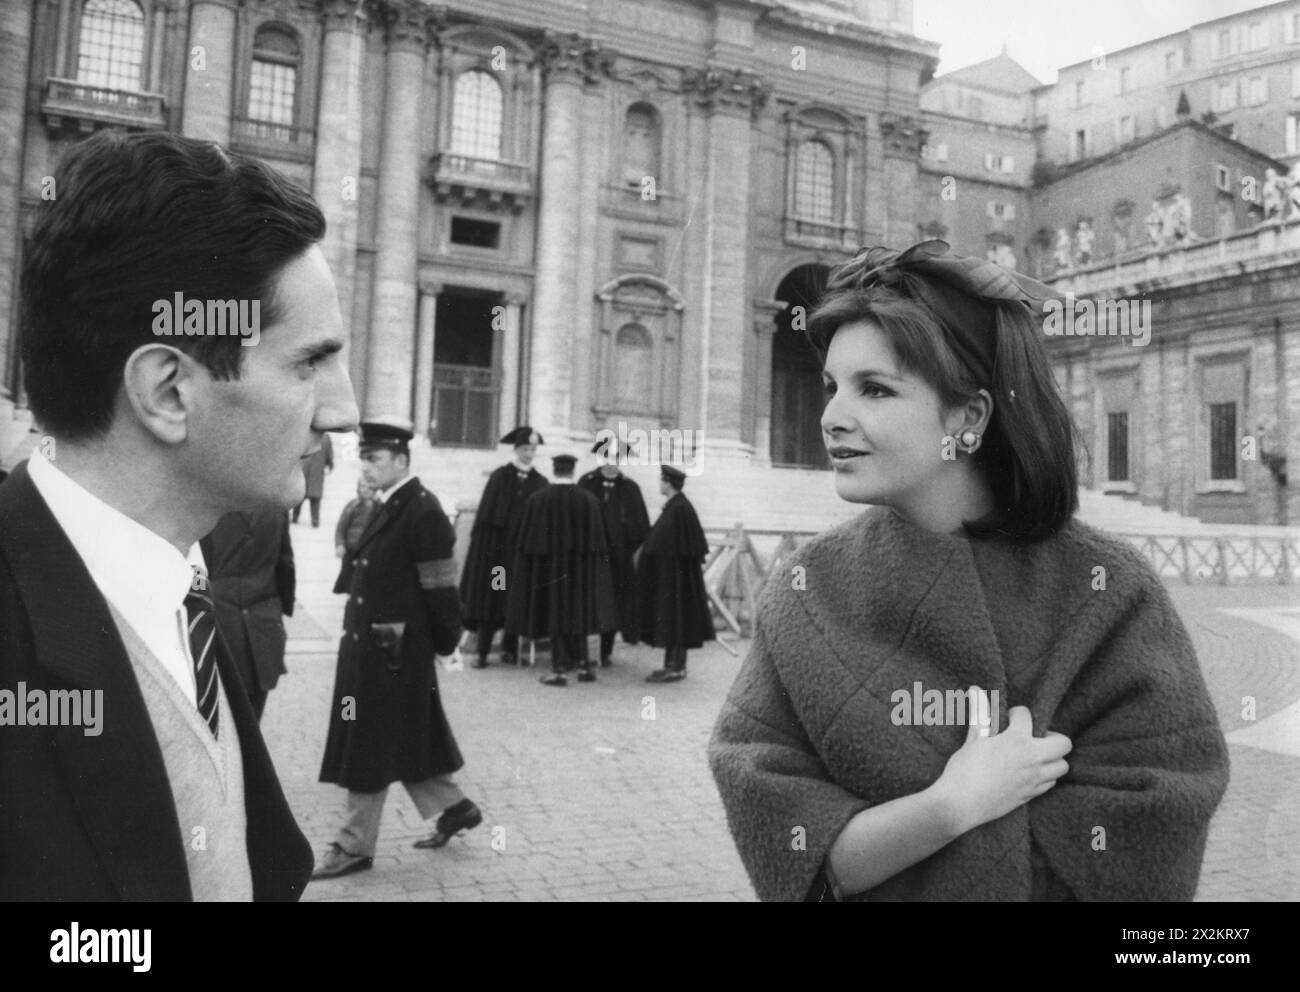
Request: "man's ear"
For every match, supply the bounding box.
[120,343,195,444]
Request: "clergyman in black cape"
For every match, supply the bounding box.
[636,465,715,682]
[506,453,617,686]
[577,438,650,667]
[460,426,548,667]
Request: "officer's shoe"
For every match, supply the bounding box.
[599,655,613,668]
[538,672,567,687]
[311,843,373,880]
[577,668,596,683]
[500,651,518,666]
[472,656,488,669]
[415,799,483,849]
[645,668,686,683]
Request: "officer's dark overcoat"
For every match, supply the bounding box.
[319,477,463,792]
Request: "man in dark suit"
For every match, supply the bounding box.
[201,509,297,721]
[315,418,482,879]
[0,130,358,900]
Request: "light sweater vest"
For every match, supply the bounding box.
[107,602,254,901]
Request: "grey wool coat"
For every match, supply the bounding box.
[708,506,1229,902]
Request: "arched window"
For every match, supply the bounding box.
[76,0,145,91]
[614,323,653,411]
[622,103,661,185]
[247,24,300,127]
[451,70,504,160]
[794,140,834,223]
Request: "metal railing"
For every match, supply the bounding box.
[427,153,532,190]
[701,524,1300,637]
[41,77,166,129]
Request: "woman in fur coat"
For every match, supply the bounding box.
[708,241,1229,902]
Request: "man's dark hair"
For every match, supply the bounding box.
[21,130,326,439]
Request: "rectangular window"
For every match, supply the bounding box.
[1247,21,1266,51]
[1215,164,1231,191]
[1107,412,1129,482]
[1288,12,1300,43]
[1071,128,1088,160]
[450,216,501,249]
[1216,27,1233,58]
[1118,116,1134,142]
[1247,76,1267,105]
[1214,79,1237,112]
[984,152,1012,172]
[1165,50,1179,75]
[1208,402,1237,480]
[1292,64,1300,98]
[248,60,296,126]
[968,95,984,119]
[1119,66,1132,94]
[1001,155,1015,173]
[1074,79,1087,107]
[1288,113,1300,154]
[1156,104,1169,128]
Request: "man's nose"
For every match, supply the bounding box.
[315,361,360,434]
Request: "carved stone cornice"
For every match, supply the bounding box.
[321,0,369,32]
[681,66,770,120]
[537,31,614,86]
[368,0,438,52]
[878,112,928,157]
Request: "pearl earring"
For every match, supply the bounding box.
[958,429,983,454]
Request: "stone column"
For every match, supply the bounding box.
[500,294,525,435]
[751,301,783,466]
[363,0,429,419]
[0,0,35,399]
[313,0,367,370]
[683,67,769,460]
[181,0,238,143]
[528,32,611,443]
[413,282,439,442]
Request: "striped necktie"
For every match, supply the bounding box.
[183,587,221,739]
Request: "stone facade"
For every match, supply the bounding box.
[0,0,938,474]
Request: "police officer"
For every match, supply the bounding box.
[314,417,481,879]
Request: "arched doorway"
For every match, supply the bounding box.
[771,264,829,468]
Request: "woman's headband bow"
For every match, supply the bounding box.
[828,240,1061,384]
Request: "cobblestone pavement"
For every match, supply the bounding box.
[263,469,1300,901]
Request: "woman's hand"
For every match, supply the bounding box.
[932,689,1072,835]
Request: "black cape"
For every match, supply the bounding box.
[577,468,650,640]
[635,492,715,649]
[459,463,548,630]
[505,483,617,638]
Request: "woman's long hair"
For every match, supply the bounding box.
[806,284,1079,543]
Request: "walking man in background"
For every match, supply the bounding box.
[315,418,482,879]
[293,431,332,527]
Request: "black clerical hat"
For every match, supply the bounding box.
[552,453,578,473]
[660,465,686,487]
[501,426,543,447]
[591,437,633,459]
[359,416,413,454]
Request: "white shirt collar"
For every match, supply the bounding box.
[27,450,199,620]
[375,474,415,504]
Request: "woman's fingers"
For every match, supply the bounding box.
[1041,758,1070,782]
[1007,705,1034,735]
[964,687,988,743]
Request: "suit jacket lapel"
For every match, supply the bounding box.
[0,462,193,900]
